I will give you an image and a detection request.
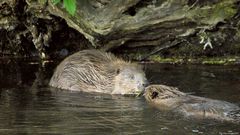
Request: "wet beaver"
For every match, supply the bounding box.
[145,85,240,122]
[49,50,148,95]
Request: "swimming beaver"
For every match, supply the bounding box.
[145,85,240,122]
[49,50,148,95]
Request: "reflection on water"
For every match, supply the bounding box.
[0,59,239,135]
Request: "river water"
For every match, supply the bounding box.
[0,59,239,135]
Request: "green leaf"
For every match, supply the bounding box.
[63,0,76,16]
[52,0,61,5]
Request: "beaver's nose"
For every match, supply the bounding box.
[142,80,149,87]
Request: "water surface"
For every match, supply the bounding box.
[0,59,239,135]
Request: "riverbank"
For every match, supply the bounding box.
[147,56,240,65]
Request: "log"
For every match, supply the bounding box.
[46,0,239,52]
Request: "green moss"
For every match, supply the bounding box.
[149,55,184,64]
[201,57,238,65]
[202,59,226,65]
[187,0,237,25]
[148,55,240,65]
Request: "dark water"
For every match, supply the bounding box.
[0,59,239,135]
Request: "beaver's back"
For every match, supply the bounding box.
[49,50,120,93]
[145,85,240,123]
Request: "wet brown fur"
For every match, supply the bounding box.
[145,85,240,122]
[49,50,147,95]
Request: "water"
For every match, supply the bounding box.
[0,59,239,135]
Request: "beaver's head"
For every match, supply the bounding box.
[112,65,148,95]
[144,85,186,106]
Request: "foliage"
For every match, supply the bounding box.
[52,0,76,15]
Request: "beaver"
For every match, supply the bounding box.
[145,85,240,122]
[49,49,148,95]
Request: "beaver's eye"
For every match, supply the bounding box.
[116,69,120,74]
[151,91,158,99]
[129,75,135,80]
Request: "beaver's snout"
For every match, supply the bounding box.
[151,91,159,99]
[142,80,149,87]
[138,80,149,91]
